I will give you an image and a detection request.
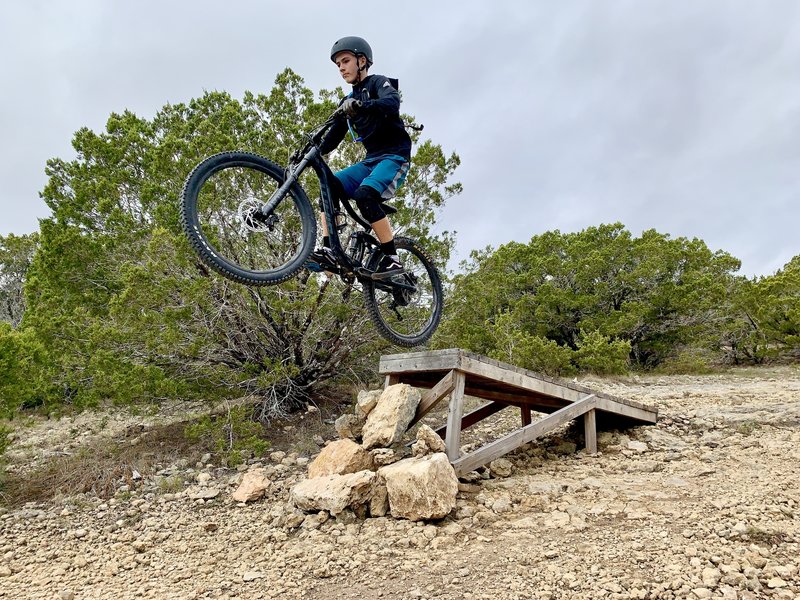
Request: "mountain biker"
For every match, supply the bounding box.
[304,36,412,280]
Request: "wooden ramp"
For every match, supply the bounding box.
[379,349,657,477]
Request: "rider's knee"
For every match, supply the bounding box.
[353,185,386,223]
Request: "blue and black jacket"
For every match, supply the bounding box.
[319,74,412,160]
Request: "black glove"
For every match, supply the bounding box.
[341,97,362,118]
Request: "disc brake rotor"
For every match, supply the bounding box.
[238,199,278,232]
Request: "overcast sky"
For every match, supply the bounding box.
[1,1,798,276]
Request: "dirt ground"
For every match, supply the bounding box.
[1,366,799,600]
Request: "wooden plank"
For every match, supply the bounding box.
[445,371,466,461]
[381,349,655,414]
[461,350,656,413]
[461,383,568,410]
[408,370,456,428]
[459,354,588,404]
[594,396,657,423]
[435,401,508,438]
[452,395,597,475]
[379,349,462,374]
[584,409,597,454]
[384,374,400,387]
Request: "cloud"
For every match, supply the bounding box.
[1,0,798,276]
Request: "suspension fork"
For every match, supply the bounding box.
[255,147,319,219]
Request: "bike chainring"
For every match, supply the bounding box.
[392,272,418,307]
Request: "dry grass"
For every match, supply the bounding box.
[0,420,206,507]
[0,394,347,509]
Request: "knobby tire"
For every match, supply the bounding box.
[180,151,316,286]
[363,237,444,347]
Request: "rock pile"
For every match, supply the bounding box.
[288,384,460,522]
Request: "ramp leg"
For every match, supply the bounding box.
[584,409,597,454]
[521,406,532,426]
[445,371,466,461]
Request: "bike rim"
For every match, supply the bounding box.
[192,164,308,275]
[370,246,440,341]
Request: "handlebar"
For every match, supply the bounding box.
[289,107,345,165]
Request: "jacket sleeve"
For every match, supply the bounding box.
[361,76,401,116]
[318,117,348,155]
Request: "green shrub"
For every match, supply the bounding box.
[573,329,631,375]
[0,323,53,416]
[488,312,575,376]
[654,347,717,374]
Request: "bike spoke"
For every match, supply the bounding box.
[366,242,441,344]
[194,166,306,273]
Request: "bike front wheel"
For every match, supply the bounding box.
[363,237,444,347]
[180,151,316,286]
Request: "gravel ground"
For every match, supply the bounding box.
[1,366,799,600]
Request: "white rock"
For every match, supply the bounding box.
[356,389,382,418]
[371,448,401,466]
[186,486,220,500]
[702,567,721,587]
[231,468,272,503]
[335,414,365,440]
[379,453,458,521]
[491,497,513,513]
[767,577,787,589]
[415,424,446,454]
[290,470,375,516]
[361,384,421,449]
[627,441,649,452]
[307,439,374,479]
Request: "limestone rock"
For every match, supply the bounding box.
[379,453,458,521]
[186,486,220,500]
[356,389,382,418]
[412,424,446,457]
[627,440,649,452]
[307,439,375,479]
[489,458,513,478]
[290,470,375,516]
[361,384,421,449]
[231,468,272,503]
[369,473,389,517]
[334,414,364,440]
[371,447,402,466]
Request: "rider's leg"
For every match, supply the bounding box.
[305,170,360,273]
[353,185,404,278]
[318,174,348,247]
[356,156,410,274]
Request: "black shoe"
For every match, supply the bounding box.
[371,254,405,280]
[304,247,338,273]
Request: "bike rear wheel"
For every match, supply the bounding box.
[180,151,316,286]
[363,237,444,347]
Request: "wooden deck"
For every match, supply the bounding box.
[379,349,657,476]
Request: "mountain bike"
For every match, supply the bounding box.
[179,106,443,347]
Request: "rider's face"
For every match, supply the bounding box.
[334,52,364,84]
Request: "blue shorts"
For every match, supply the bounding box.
[335,154,410,200]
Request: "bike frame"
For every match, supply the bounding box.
[257,111,414,290]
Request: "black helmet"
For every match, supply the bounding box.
[330,36,373,67]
